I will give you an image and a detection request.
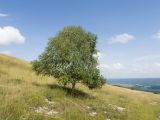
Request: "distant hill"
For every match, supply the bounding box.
[0,54,160,120]
[108,78,160,93]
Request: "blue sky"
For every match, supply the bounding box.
[0,0,160,78]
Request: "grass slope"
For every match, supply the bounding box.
[0,54,160,120]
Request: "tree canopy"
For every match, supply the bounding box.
[32,26,106,92]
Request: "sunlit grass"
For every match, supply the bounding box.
[0,54,160,120]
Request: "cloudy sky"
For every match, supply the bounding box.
[0,0,160,78]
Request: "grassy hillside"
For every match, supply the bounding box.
[0,54,160,120]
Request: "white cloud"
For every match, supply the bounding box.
[100,62,124,70]
[153,31,160,39]
[112,63,124,70]
[100,64,110,69]
[100,62,160,78]
[109,33,135,44]
[0,13,8,17]
[0,51,11,55]
[0,26,25,45]
[155,63,160,67]
[93,52,103,59]
[135,55,160,63]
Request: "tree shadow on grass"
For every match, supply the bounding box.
[32,82,41,87]
[47,84,94,99]
[31,82,95,99]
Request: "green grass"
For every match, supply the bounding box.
[0,53,160,120]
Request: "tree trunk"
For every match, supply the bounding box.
[71,80,76,94]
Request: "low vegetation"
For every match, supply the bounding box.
[0,54,160,120]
